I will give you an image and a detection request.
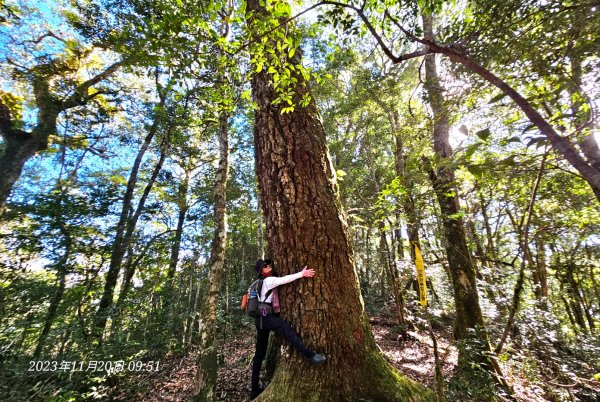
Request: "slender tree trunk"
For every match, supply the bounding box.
[563,262,587,332]
[94,108,166,339]
[421,16,511,393]
[34,274,67,357]
[182,261,195,347]
[194,110,230,401]
[364,226,372,296]
[590,265,600,310]
[186,261,203,348]
[393,212,404,261]
[389,109,422,262]
[16,312,35,354]
[569,27,600,172]
[578,282,595,333]
[245,2,430,399]
[565,264,592,333]
[533,236,548,299]
[478,192,499,263]
[499,176,546,351]
[164,170,190,338]
[466,218,485,275]
[559,291,579,334]
[33,213,71,358]
[422,14,486,343]
[364,128,408,335]
[167,172,190,284]
[381,229,408,338]
[379,232,387,302]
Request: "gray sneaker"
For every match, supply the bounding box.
[308,353,326,364]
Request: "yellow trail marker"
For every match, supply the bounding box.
[414,243,427,307]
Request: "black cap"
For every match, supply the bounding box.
[254,258,273,273]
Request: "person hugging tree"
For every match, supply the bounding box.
[250,258,326,399]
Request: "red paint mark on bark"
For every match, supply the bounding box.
[353,329,362,344]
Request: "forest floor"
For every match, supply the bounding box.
[129,315,559,402]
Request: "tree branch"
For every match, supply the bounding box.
[0,98,30,143]
[61,60,125,109]
[320,1,429,63]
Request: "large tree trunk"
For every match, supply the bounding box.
[0,130,47,217]
[194,110,230,401]
[245,1,431,400]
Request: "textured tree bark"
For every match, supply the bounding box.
[265,334,281,384]
[245,1,431,400]
[0,129,47,217]
[194,110,230,401]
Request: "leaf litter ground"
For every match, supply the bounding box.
[129,315,567,402]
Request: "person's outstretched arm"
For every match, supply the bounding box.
[263,267,315,291]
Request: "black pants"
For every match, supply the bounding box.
[251,314,314,392]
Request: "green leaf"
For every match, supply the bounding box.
[499,155,518,167]
[464,142,483,160]
[475,128,491,141]
[467,164,485,178]
[488,93,507,103]
[526,136,547,147]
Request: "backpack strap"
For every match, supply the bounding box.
[257,279,274,303]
